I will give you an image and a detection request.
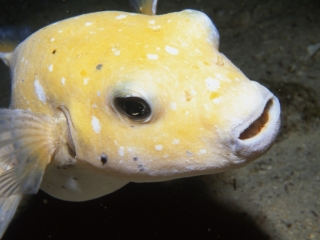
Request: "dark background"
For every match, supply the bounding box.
[0,0,320,239]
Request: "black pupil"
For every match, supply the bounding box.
[115,97,151,119]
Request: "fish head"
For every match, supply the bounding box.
[60,10,280,181]
[7,10,280,182]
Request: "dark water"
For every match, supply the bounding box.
[5,179,269,240]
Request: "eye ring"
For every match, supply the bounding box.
[113,96,152,122]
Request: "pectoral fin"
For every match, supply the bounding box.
[0,195,22,239]
[0,109,57,197]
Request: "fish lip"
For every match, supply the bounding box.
[231,90,281,160]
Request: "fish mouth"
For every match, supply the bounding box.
[239,99,273,140]
[231,90,281,160]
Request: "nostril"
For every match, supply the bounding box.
[239,99,273,140]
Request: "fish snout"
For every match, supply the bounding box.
[228,82,281,162]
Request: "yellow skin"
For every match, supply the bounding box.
[2,9,281,200]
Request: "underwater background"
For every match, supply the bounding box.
[0,0,319,239]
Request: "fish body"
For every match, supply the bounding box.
[0,0,280,237]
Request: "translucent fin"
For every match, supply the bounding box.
[0,195,22,239]
[0,109,58,238]
[0,52,12,67]
[0,109,57,197]
[130,0,158,15]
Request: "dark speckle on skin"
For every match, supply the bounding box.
[52,49,56,54]
[100,154,108,165]
[137,164,144,171]
[133,156,138,161]
[61,186,66,189]
[96,64,103,70]
[186,150,193,156]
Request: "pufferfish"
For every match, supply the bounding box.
[0,0,280,237]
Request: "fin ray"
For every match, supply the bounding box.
[0,109,57,198]
[0,195,22,239]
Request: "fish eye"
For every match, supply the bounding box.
[114,96,151,121]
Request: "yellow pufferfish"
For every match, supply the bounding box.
[0,0,280,237]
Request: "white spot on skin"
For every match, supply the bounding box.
[66,177,81,191]
[50,38,55,42]
[58,30,63,33]
[149,20,155,24]
[155,145,163,151]
[205,77,220,91]
[172,139,180,144]
[84,78,90,85]
[213,97,221,104]
[165,45,179,55]
[116,14,127,19]
[170,102,177,110]
[199,149,207,154]
[92,104,98,108]
[148,25,161,30]
[147,54,158,60]
[34,79,47,104]
[214,73,229,82]
[127,147,134,153]
[85,22,92,26]
[97,91,101,97]
[91,116,101,134]
[112,47,120,56]
[61,77,66,85]
[118,146,125,156]
[48,64,53,72]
